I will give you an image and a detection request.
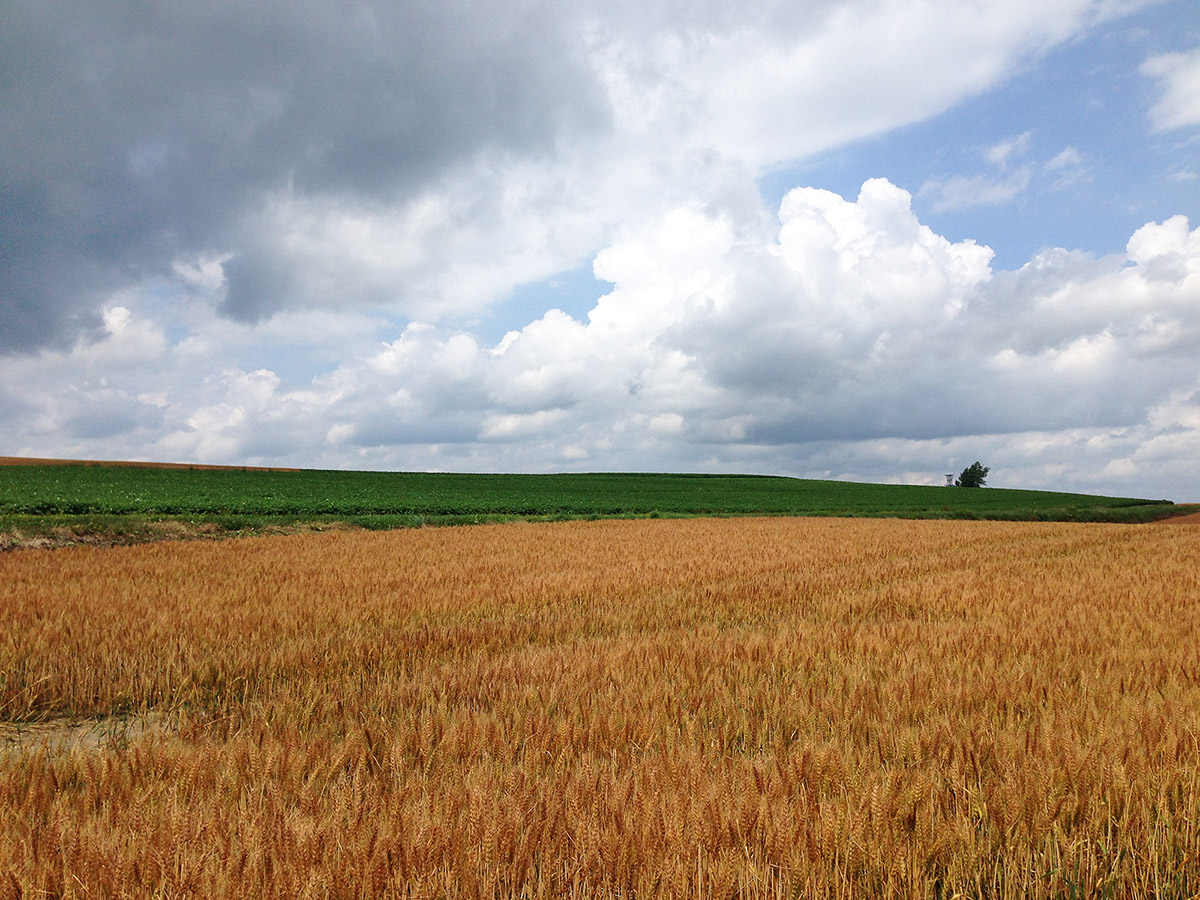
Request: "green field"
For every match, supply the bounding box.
[0,462,1189,548]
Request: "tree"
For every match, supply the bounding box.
[955,461,989,488]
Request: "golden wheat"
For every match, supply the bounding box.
[1,517,1198,898]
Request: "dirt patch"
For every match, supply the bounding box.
[1154,510,1200,524]
[1,710,173,755]
[0,519,366,552]
[0,520,226,552]
[0,455,299,472]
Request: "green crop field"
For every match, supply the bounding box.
[0,460,1190,549]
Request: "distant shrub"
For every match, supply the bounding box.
[955,461,989,488]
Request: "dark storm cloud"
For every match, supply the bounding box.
[63,392,165,440]
[219,252,296,322]
[739,367,1155,446]
[348,416,482,449]
[0,1,607,350]
[0,382,32,423]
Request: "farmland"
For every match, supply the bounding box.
[0,459,1189,550]
[2,516,1199,898]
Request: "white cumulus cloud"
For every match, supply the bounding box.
[2,1,1198,498]
[6,178,1197,497]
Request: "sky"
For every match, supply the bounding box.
[2,0,1199,499]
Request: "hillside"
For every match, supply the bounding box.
[1,457,1192,549]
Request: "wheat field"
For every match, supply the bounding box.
[1,517,1198,898]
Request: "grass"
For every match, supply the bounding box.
[0,463,1189,547]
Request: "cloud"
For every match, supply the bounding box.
[2,0,1136,352]
[675,3,1100,168]
[4,2,1195,498]
[918,132,1036,212]
[0,1,606,348]
[3,178,1198,498]
[1142,46,1200,131]
[1045,146,1089,188]
[984,132,1034,169]
[1046,147,1083,171]
[919,135,1095,212]
[919,170,1035,212]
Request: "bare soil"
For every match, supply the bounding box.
[0,710,173,756]
[0,520,227,552]
[1154,510,1200,524]
[0,519,365,552]
[0,455,300,471]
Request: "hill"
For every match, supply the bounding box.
[1,457,1193,549]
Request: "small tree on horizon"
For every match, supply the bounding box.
[956,461,989,488]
